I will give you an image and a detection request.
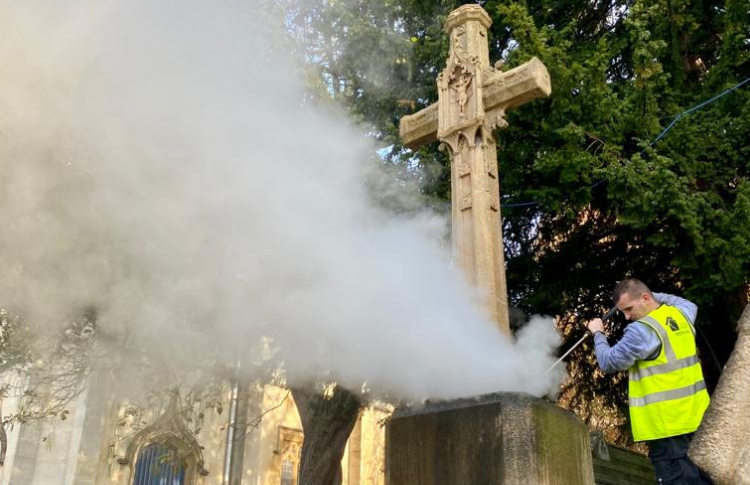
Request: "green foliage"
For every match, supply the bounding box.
[289,0,750,446]
[0,308,96,428]
[0,309,36,373]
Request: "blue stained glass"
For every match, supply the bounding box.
[133,442,186,485]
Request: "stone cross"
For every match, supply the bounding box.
[399,5,551,334]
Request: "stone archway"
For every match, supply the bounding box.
[117,398,208,485]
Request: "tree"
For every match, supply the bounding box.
[489,0,749,444]
[287,0,750,448]
[0,308,95,428]
[3,2,746,476]
[292,384,362,485]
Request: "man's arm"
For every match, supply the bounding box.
[588,321,662,373]
[653,292,698,323]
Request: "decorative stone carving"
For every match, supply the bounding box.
[115,395,209,480]
[450,66,473,119]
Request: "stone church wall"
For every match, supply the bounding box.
[0,378,387,485]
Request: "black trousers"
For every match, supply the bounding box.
[648,434,715,485]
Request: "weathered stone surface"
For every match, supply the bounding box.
[689,303,750,485]
[590,432,654,485]
[398,4,551,335]
[385,392,595,485]
[400,103,438,149]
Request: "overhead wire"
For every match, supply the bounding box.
[500,75,750,209]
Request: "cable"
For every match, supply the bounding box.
[500,75,750,209]
[642,75,750,152]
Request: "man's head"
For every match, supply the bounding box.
[612,278,659,321]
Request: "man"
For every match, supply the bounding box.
[587,278,714,485]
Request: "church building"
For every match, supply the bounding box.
[0,372,388,485]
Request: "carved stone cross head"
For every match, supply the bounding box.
[398,4,552,333]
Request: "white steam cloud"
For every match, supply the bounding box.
[0,0,564,400]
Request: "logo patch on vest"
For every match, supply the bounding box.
[666,317,680,331]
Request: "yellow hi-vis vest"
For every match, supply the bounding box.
[628,304,710,442]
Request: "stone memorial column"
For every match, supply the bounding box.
[399,4,551,335]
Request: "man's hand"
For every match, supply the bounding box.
[587,318,605,335]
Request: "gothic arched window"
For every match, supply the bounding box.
[133,442,186,485]
[276,426,303,485]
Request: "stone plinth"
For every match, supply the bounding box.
[385,392,595,485]
[689,303,750,485]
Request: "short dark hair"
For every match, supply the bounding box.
[612,278,653,303]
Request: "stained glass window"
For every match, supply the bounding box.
[133,442,186,485]
[281,459,295,485]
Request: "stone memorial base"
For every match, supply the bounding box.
[385,392,595,485]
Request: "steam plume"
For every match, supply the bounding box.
[0,0,564,400]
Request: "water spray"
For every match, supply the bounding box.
[543,306,618,376]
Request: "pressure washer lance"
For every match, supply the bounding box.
[542,305,619,376]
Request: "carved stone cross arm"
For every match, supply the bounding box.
[399,57,551,151]
[399,103,438,152]
[482,57,551,128]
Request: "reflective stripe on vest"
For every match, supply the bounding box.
[629,355,700,382]
[630,316,700,382]
[628,305,710,442]
[630,380,707,407]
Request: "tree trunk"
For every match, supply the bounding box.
[0,419,6,465]
[291,384,361,485]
